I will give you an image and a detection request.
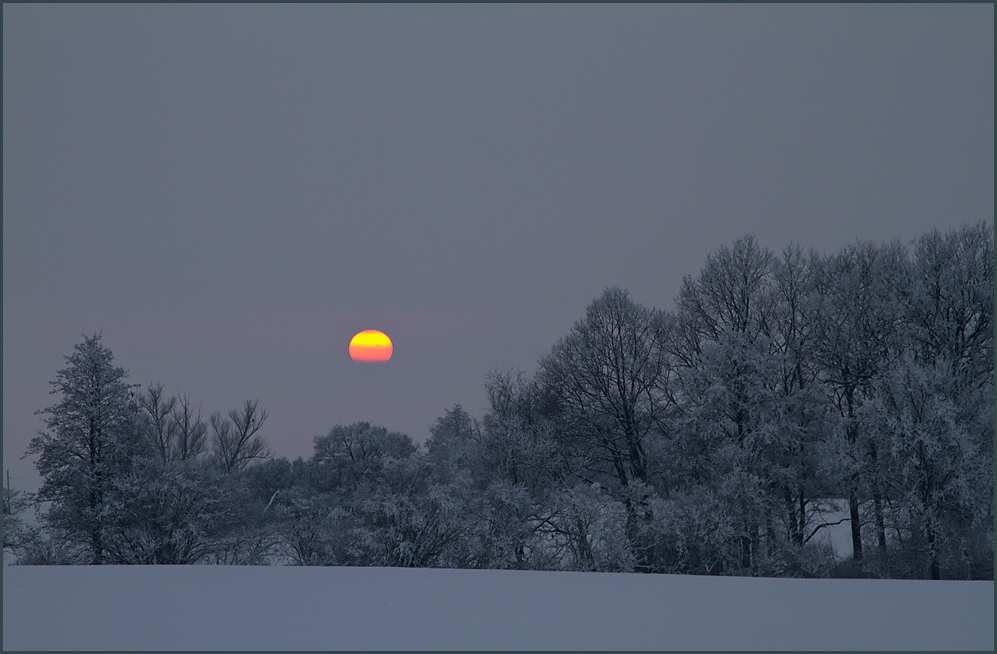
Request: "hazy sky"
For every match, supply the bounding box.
[4,4,993,493]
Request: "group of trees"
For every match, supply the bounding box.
[5,223,992,580]
[3,337,274,565]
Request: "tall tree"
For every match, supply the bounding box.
[25,334,148,564]
[768,245,840,553]
[668,236,847,575]
[905,222,993,393]
[861,222,994,579]
[475,372,562,570]
[670,236,778,572]
[538,287,672,489]
[862,353,990,579]
[536,287,672,571]
[811,241,906,566]
[481,370,560,491]
[673,234,776,348]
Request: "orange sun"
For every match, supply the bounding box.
[349,330,393,363]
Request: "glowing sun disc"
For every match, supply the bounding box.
[349,330,393,363]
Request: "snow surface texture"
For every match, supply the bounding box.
[3,566,993,651]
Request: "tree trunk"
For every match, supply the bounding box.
[798,491,807,547]
[575,517,595,571]
[625,497,654,573]
[926,522,941,580]
[766,515,776,559]
[869,441,888,563]
[873,488,887,561]
[90,471,104,565]
[849,487,863,563]
[91,528,103,565]
[846,389,863,564]
[785,489,801,546]
[740,522,754,571]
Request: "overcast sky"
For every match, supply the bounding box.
[4,4,993,493]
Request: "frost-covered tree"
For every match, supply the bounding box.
[673,234,776,355]
[858,223,994,579]
[467,480,554,570]
[354,472,474,569]
[480,370,561,490]
[540,482,632,572]
[671,238,772,571]
[312,422,417,490]
[904,222,993,391]
[425,405,480,484]
[105,458,223,564]
[3,476,34,557]
[665,237,844,575]
[766,245,842,555]
[810,241,907,565]
[269,423,442,567]
[672,327,826,573]
[469,372,564,570]
[25,334,149,564]
[862,353,992,579]
[206,472,283,565]
[536,287,673,571]
[537,288,672,488]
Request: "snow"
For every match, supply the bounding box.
[810,498,854,559]
[4,565,992,650]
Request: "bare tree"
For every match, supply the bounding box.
[211,399,272,474]
[537,287,673,571]
[136,383,178,463]
[172,394,209,462]
[674,234,776,345]
[538,287,672,489]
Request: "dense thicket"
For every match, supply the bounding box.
[8,224,992,579]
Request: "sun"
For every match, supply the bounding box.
[349,330,393,363]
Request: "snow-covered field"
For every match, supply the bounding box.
[3,565,992,651]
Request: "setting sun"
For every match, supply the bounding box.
[349,330,393,363]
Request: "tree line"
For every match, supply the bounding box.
[4,223,992,580]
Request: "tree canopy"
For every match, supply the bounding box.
[14,224,992,579]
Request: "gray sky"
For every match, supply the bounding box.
[4,4,993,493]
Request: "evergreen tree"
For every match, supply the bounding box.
[25,334,148,564]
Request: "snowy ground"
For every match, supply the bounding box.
[3,565,992,650]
